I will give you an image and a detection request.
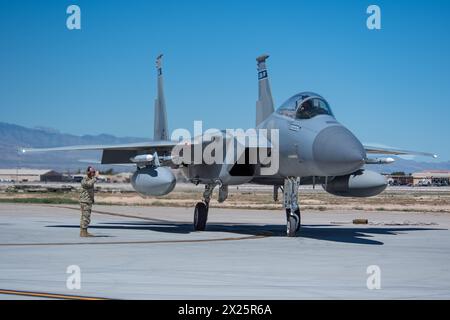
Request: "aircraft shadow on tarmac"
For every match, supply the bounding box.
[47,222,445,246]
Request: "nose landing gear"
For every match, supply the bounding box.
[283,177,301,237]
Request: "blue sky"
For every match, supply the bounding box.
[1,0,449,160]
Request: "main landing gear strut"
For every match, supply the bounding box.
[193,183,228,231]
[283,177,301,237]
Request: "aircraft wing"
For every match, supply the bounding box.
[21,140,179,165]
[21,141,177,153]
[21,132,274,166]
[363,145,437,158]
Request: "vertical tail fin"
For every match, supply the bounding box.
[154,54,168,140]
[255,54,274,126]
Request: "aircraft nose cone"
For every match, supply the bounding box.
[312,126,366,176]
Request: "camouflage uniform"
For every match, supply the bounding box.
[80,176,96,229]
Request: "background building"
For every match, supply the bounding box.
[412,170,450,186]
[0,169,62,182]
[387,174,414,186]
[387,170,450,186]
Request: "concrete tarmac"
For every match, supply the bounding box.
[0,203,449,299]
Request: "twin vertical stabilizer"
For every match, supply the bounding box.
[153,54,272,136]
[154,54,168,140]
[256,54,274,126]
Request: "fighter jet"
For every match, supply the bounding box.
[22,54,437,237]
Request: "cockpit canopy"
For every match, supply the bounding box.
[277,92,334,120]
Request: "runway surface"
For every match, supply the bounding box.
[0,203,449,299]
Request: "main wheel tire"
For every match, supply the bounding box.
[287,215,298,237]
[194,202,208,231]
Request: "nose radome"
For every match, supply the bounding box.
[312,126,366,176]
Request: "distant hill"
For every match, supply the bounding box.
[0,122,146,172]
[367,157,450,174]
[0,122,448,174]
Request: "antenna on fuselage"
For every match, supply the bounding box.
[255,54,274,126]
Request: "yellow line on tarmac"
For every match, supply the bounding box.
[0,289,109,300]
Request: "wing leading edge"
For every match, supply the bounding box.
[21,140,179,165]
[363,145,437,158]
[21,140,177,153]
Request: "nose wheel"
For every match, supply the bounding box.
[286,208,301,237]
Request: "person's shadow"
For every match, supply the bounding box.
[47,221,444,245]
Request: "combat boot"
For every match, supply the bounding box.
[80,228,95,237]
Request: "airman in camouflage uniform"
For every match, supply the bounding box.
[79,166,98,237]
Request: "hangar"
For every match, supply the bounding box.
[388,170,450,186]
[412,170,450,186]
[0,169,63,183]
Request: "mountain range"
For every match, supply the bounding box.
[0,122,144,172]
[0,122,448,174]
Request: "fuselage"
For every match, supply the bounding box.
[182,92,367,185]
